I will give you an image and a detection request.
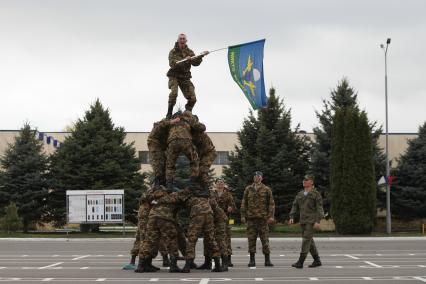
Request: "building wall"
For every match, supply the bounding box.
[0,130,417,177]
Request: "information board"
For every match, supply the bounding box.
[66,190,124,224]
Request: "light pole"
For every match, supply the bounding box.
[380,38,391,234]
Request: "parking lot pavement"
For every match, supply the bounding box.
[0,238,425,283]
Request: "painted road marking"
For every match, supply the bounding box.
[72,255,90,260]
[38,262,63,270]
[413,277,426,282]
[255,278,263,281]
[95,278,106,282]
[41,278,54,282]
[80,267,89,269]
[309,277,319,280]
[345,254,360,259]
[199,278,210,284]
[364,261,382,268]
[362,277,373,280]
[149,279,159,282]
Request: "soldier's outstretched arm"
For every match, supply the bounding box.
[189,49,203,66]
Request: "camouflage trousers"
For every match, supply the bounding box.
[131,219,168,257]
[186,213,220,259]
[168,77,196,111]
[203,218,227,257]
[148,149,166,184]
[225,223,233,255]
[177,224,187,256]
[300,223,318,256]
[166,139,199,181]
[246,218,270,254]
[139,217,179,259]
[199,151,217,185]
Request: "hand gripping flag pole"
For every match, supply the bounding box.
[175,47,228,64]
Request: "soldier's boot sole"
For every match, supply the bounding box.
[291,263,303,269]
[308,261,322,268]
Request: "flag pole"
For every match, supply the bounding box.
[176,47,228,65]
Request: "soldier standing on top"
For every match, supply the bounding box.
[289,174,324,269]
[240,171,275,267]
[166,33,209,118]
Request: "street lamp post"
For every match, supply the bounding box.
[380,38,391,234]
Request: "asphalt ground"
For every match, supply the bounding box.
[0,237,425,283]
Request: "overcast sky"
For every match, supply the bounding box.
[0,0,425,133]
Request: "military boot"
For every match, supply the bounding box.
[147,257,160,271]
[228,255,234,267]
[166,180,175,193]
[166,104,173,119]
[135,257,157,273]
[196,256,212,270]
[169,256,182,273]
[190,260,198,269]
[181,258,193,273]
[221,254,229,271]
[248,253,256,267]
[264,254,274,267]
[162,253,170,267]
[308,255,322,268]
[292,253,307,269]
[211,257,223,272]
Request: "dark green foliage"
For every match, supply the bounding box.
[47,99,146,227]
[224,88,311,221]
[391,122,426,219]
[311,79,386,215]
[0,202,23,233]
[331,107,376,234]
[0,123,49,232]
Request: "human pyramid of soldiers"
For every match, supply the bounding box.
[123,33,325,273]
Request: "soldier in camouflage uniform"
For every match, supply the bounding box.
[192,128,217,192]
[289,175,324,269]
[166,33,209,118]
[148,118,180,186]
[165,111,205,192]
[241,171,275,267]
[197,190,229,271]
[135,186,182,273]
[214,178,236,266]
[166,188,223,273]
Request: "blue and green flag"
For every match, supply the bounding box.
[228,39,267,110]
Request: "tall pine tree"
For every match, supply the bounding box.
[391,122,426,219]
[47,99,146,227]
[0,123,49,232]
[311,79,386,215]
[331,107,376,234]
[224,88,311,221]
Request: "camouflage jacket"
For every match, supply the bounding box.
[167,42,203,80]
[167,112,206,143]
[289,188,324,224]
[147,187,177,222]
[241,182,275,220]
[148,119,172,150]
[193,131,215,156]
[211,188,236,218]
[209,192,228,225]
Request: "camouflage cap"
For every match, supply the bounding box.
[254,171,263,177]
[303,174,314,181]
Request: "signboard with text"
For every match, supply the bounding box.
[66,190,124,224]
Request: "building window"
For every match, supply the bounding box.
[213,151,229,165]
[139,151,150,164]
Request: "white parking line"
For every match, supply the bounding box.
[80,267,89,269]
[363,261,382,268]
[72,255,90,260]
[255,278,263,281]
[362,277,373,280]
[199,279,210,284]
[149,279,159,282]
[95,279,106,282]
[38,262,63,270]
[345,254,360,259]
[309,277,319,280]
[41,278,54,282]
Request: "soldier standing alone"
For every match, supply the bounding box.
[240,171,275,267]
[166,33,209,118]
[289,174,324,269]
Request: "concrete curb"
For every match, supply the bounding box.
[0,237,424,242]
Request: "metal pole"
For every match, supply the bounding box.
[383,39,391,234]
